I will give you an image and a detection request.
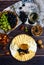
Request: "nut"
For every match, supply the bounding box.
[40,45,44,49]
[37,40,43,45]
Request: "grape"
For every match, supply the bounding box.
[0,12,11,32]
[7,12,17,28]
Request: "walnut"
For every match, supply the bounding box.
[37,40,42,45]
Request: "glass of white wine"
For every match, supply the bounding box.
[28,2,39,25]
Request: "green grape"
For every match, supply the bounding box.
[25,27,28,32]
[0,12,12,32]
[4,29,8,32]
[8,25,11,30]
[0,26,3,28]
[4,24,7,27]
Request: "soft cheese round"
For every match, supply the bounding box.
[10,34,37,61]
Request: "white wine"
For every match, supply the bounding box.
[27,0,39,24]
[28,12,38,24]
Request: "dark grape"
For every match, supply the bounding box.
[7,12,17,28]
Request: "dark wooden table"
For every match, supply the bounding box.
[0,1,44,65]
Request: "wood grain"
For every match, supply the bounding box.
[0,1,20,11]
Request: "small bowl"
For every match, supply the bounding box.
[31,25,43,37]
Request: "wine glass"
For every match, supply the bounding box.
[27,0,39,25]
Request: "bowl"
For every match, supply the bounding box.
[0,10,18,34]
[31,25,43,36]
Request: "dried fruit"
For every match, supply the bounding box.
[0,33,10,45]
[20,26,25,31]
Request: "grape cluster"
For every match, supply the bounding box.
[7,12,17,28]
[0,13,11,32]
[19,11,28,23]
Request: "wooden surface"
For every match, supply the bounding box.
[8,24,44,56]
[0,1,44,65]
[0,0,20,11]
